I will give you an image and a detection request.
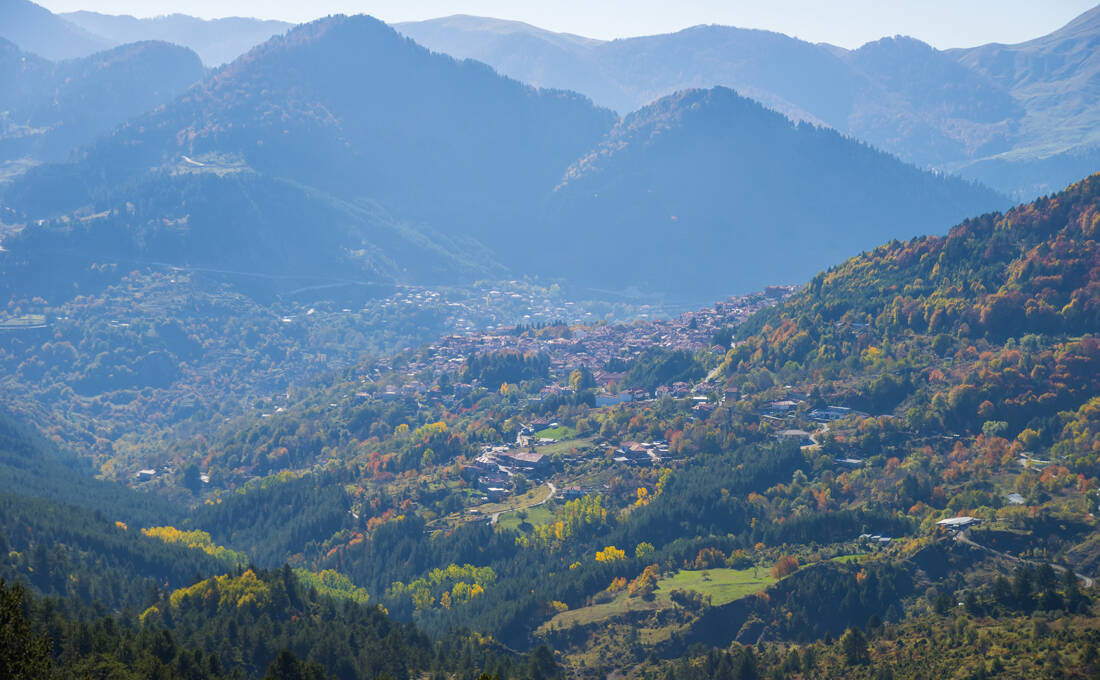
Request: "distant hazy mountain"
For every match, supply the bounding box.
[947,5,1100,196]
[536,88,1007,301]
[2,15,1010,304]
[0,38,204,163]
[62,11,294,66]
[2,15,613,298]
[13,16,614,226]
[398,10,1100,198]
[0,0,111,60]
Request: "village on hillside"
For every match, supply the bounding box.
[339,285,878,513]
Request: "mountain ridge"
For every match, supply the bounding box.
[61,10,294,66]
[399,7,1100,198]
[537,86,1007,301]
[0,36,205,164]
[0,0,112,60]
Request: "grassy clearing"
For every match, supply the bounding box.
[832,554,868,564]
[655,567,776,606]
[536,437,595,457]
[539,566,776,633]
[536,425,577,440]
[497,503,554,531]
[541,590,664,630]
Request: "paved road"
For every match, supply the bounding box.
[490,482,557,526]
[955,529,1094,588]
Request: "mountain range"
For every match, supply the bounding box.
[4,0,1097,200]
[60,10,294,66]
[0,14,1006,304]
[2,2,1100,676]
[398,7,1100,198]
[0,0,288,65]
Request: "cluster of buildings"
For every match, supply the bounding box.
[612,440,676,466]
[356,287,796,404]
[463,444,552,500]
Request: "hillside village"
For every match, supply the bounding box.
[357,286,796,405]
[341,286,805,509]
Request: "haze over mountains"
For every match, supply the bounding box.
[0,36,203,163]
[0,0,289,65]
[539,87,1003,298]
[399,7,1100,197]
[1,0,1094,199]
[0,0,109,59]
[1,12,1006,304]
[61,10,294,66]
[3,3,1100,678]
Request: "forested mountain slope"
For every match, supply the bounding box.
[0,14,615,300]
[727,171,1100,448]
[7,15,615,235]
[0,0,111,60]
[539,87,1006,301]
[400,8,1100,197]
[0,171,504,302]
[0,407,558,678]
[2,14,1018,306]
[0,38,205,164]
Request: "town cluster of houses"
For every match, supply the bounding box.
[352,288,796,406]
[463,445,551,500]
[612,440,676,466]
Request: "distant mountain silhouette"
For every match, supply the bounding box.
[1,15,612,300]
[399,9,1100,198]
[0,0,111,60]
[947,5,1100,196]
[536,88,1008,301]
[0,38,204,163]
[62,11,294,66]
[8,16,615,231]
[2,16,1011,304]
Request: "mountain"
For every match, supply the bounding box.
[394,15,621,108]
[0,170,504,302]
[0,38,205,164]
[535,87,1007,301]
[399,10,1100,198]
[0,0,112,60]
[841,36,1021,166]
[2,15,1010,305]
[735,170,1100,381]
[1,14,615,299]
[61,11,295,66]
[396,17,860,125]
[9,15,614,226]
[947,5,1100,196]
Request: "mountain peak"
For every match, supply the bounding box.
[0,0,113,60]
[1047,4,1100,41]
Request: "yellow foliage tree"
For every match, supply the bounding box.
[596,545,626,563]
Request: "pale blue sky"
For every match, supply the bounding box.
[40,0,1099,47]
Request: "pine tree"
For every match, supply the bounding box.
[0,580,55,680]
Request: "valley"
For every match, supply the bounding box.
[0,1,1099,679]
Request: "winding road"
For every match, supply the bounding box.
[490,482,557,526]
